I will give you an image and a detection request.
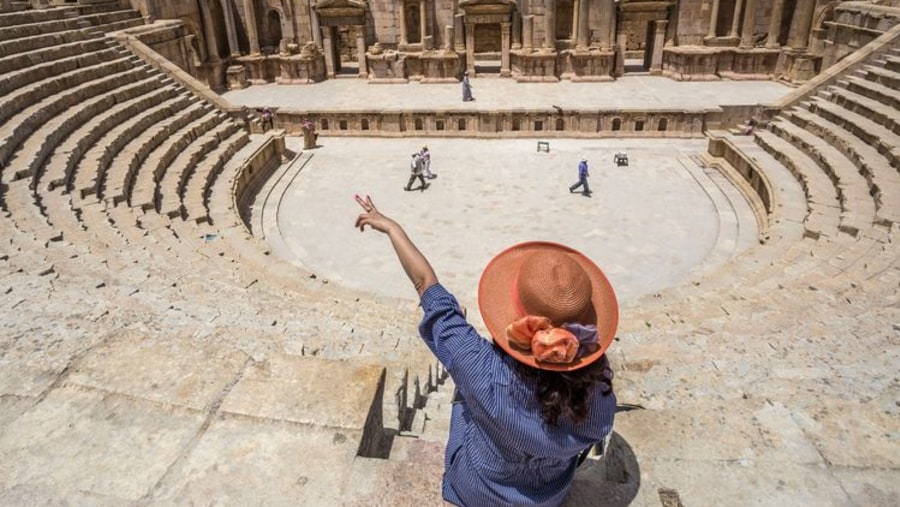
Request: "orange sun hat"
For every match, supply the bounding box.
[478,242,618,371]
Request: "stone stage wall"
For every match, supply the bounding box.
[269,107,755,139]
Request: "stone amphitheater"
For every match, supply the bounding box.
[0,0,898,506]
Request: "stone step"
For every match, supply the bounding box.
[13,72,161,185]
[786,107,900,227]
[0,55,141,168]
[0,25,96,58]
[781,109,881,229]
[0,16,80,43]
[823,84,900,135]
[0,46,123,126]
[102,100,211,206]
[807,96,900,170]
[73,88,191,201]
[129,109,224,210]
[0,6,76,28]
[858,64,900,93]
[883,54,900,73]
[0,34,108,76]
[44,82,180,195]
[0,40,115,99]
[754,126,843,239]
[157,121,243,218]
[842,75,900,111]
[182,129,251,224]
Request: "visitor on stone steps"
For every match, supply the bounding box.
[354,194,617,507]
[569,157,591,197]
[405,152,429,191]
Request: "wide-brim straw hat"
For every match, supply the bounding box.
[478,241,618,371]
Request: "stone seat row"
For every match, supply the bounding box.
[0,31,110,76]
[0,42,127,127]
[0,6,74,28]
[0,55,143,169]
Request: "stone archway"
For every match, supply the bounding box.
[261,9,282,53]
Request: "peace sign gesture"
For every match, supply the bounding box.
[354,194,397,234]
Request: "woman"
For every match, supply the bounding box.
[355,195,617,506]
[461,71,474,102]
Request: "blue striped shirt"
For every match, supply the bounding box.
[419,284,616,506]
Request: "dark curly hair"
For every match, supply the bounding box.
[512,355,614,426]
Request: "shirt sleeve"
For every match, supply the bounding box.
[418,284,502,397]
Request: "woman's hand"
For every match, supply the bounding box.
[355,194,396,234]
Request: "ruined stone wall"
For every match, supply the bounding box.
[676,0,707,45]
[369,0,401,45]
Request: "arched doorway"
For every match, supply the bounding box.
[261,9,282,53]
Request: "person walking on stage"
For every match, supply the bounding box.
[462,71,475,102]
[405,152,429,191]
[569,157,591,197]
[421,145,436,179]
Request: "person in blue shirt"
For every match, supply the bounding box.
[569,158,591,196]
[355,195,617,506]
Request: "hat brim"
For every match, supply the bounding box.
[478,242,618,372]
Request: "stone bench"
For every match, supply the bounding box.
[857,64,900,95]
[808,96,900,169]
[157,121,243,218]
[0,48,126,127]
[182,130,250,224]
[40,79,175,195]
[0,27,94,58]
[0,6,75,27]
[103,100,211,206]
[73,88,189,200]
[0,17,80,43]
[843,75,900,111]
[786,108,900,227]
[824,85,900,136]
[754,127,844,239]
[0,35,109,75]
[13,71,157,184]
[0,44,117,98]
[129,109,222,210]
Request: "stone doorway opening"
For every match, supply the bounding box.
[473,24,502,75]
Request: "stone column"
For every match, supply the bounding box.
[523,15,534,50]
[501,21,511,76]
[786,0,815,50]
[544,0,556,50]
[765,0,786,48]
[706,0,721,38]
[739,0,758,48]
[512,12,521,49]
[220,0,240,56]
[322,26,335,77]
[244,0,260,54]
[198,0,219,62]
[454,13,465,51]
[419,0,427,45]
[650,20,667,73]
[614,32,626,77]
[310,6,322,45]
[728,0,743,38]
[355,25,368,77]
[465,22,476,73]
[399,1,409,45]
[576,0,590,50]
[444,25,454,51]
[598,0,614,50]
